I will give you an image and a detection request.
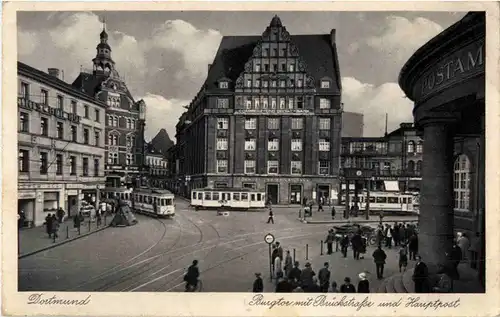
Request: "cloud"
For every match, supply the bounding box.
[139,94,189,141]
[17,30,38,56]
[342,77,413,137]
[365,16,443,67]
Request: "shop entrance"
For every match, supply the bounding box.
[290,184,303,204]
[266,184,279,204]
[317,184,330,204]
[18,199,35,228]
[66,195,78,217]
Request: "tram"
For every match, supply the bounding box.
[132,188,176,218]
[100,187,133,206]
[342,191,416,213]
[190,187,266,210]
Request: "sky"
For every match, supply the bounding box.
[17,11,466,141]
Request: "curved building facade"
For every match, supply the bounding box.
[399,12,485,285]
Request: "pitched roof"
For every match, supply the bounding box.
[71,71,135,101]
[204,34,341,93]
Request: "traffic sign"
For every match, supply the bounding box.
[264,233,275,244]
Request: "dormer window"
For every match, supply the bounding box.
[219,81,228,89]
[321,80,331,89]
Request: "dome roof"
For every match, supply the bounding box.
[270,15,282,27]
[97,42,111,50]
[100,29,108,39]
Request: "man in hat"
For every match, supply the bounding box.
[357,272,370,293]
[252,273,264,292]
[300,262,316,291]
[340,277,356,293]
[288,261,302,287]
[325,229,335,255]
[372,245,387,279]
[318,262,331,293]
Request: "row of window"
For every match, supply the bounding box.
[107,152,135,165]
[215,138,331,152]
[107,115,138,129]
[216,117,332,131]
[407,141,423,153]
[20,82,100,122]
[20,112,101,146]
[215,160,331,175]
[18,149,100,176]
[108,133,135,147]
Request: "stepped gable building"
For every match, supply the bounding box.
[170,15,342,204]
[399,12,485,286]
[71,26,146,188]
[17,62,106,227]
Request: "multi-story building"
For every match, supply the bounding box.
[340,122,423,199]
[342,111,364,137]
[168,15,342,204]
[71,27,146,188]
[17,62,106,227]
[145,143,169,188]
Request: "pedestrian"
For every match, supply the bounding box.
[393,222,400,246]
[357,272,370,293]
[318,199,324,212]
[274,253,283,282]
[276,277,293,293]
[351,231,362,260]
[306,277,321,293]
[284,250,293,277]
[288,261,302,287]
[331,205,336,219]
[340,277,356,293]
[51,214,59,242]
[359,234,367,259]
[45,213,53,238]
[275,242,284,260]
[325,229,335,255]
[57,208,65,223]
[73,212,81,231]
[96,208,102,226]
[340,234,349,258]
[271,245,279,272]
[456,232,470,261]
[385,224,393,249]
[318,262,331,293]
[18,210,26,229]
[451,243,463,278]
[399,244,409,272]
[330,281,338,292]
[408,233,419,260]
[412,255,429,293]
[300,262,315,290]
[372,245,387,279]
[252,273,263,293]
[266,208,274,224]
[376,226,385,248]
[378,210,384,225]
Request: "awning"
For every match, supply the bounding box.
[384,181,400,192]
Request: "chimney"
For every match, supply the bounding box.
[330,29,336,46]
[48,68,60,79]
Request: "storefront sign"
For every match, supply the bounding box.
[18,183,63,190]
[417,40,484,99]
[18,97,81,123]
[234,109,311,115]
[18,191,36,199]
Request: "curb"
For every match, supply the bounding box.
[18,225,110,259]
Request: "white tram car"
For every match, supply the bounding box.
[132,188,176,218]
[100,187,133,206]
[343,191,416,213]
[191,187,266,210]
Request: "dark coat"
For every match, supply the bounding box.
[288,267,302,282]
[340,283,356,293]
[357,280,370,293]
[186,265,199,284]
[412,262,428,281]
[341,236,349,247]
[303,283,321,293]
[300,268,315,287]
[372,248,387,264]
[409,235,419,251]
[253,277,264,292]
[318,268,331,284]
[276,280,293,292]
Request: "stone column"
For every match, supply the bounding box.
[344,180,350,219]
[419,120,455,268]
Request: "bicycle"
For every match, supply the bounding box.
[185,279,203,292]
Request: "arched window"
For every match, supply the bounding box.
[107,115,113,126]
[454,154,471,211]
[407,141,415,153]
[416,160,422,174]
[407,160,415,173]
[416,141,423,153]
[113,116,118,127]
[127,118,131,129]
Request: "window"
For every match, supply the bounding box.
[262,98,268,109]
[264,48,269,56]
[83,128,90,144]
[454,154,470,211]
[113,116,118,127]
[318,161,330,175]
[288,98,294,109]
[217,118,229,130]
[20,112,29,132]
[255,80,260,88]
[18,150,29,172]
[289,64,295,72]
[291,139,302,151]
[271,80,277,88]
[321,80,330,89]
[416,160,422,173]
[272,64,277,72]
[319,139,330,151]
[281,48,287,57]
[69,156,76,175]
[56,154,63,175]
[245,118,257,130]
[71,101,77,114]
[126,154,134,166]
[319,98,331,109]
[41,90,48,105]
[219,81,228,89]
[217,138,228,150]
[217,160,228,173]
[407,141,415,153]
[109,134,118,146]
[297,97,303,109]
[40,152,48,174]
[57,122,64,139]
[268,139,279,151]
[281,64,286,72]
[20,82,29,99]
[279,97,286,109]
[407,160,415,172]
[132,120,136,130]
[416,141,423,153]
[82,158,89,176]
[245,139,256,151]
[255,64,261,72]
[264,64,270,72]
[291,118,303,130]
[126,135,135,147]
[319,118,331,130]
[291,161,302,175]
[40,118,48,136]
[254,98,260,109]
[108,152,118,165]
[246,79,252,88]
[95,131,100,147]
[268,118,280,130]
[71,126,77,142]
[267,160,279,174]
[108,115,113,126]
[272,48,278,56]
[217,98,229,109]
[246,98,252,109]
[271,98,277,109]
[127,118,132,129]
[83,105,89,118]
[95,109,100,122]
[262,80,269,88]
[297,79,303,87]
[244,160,256,174]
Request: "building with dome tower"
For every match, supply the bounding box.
[167,15,342,204]
[71,25,147,188]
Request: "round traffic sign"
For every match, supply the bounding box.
[356,170,362,176]
[264,233,275,244]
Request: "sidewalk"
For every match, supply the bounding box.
[301,211,418,224]
[18,215,112,258]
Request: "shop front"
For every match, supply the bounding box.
[289,184,302,204]
[18,191,36,228]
